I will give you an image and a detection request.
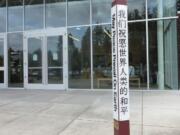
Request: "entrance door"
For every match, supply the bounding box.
[0,35,7,88]
[24,29,67,90]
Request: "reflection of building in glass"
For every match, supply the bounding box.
[0,0,179,90]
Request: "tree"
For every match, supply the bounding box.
[68,33,81,77]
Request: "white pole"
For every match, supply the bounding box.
[112,0,130,134]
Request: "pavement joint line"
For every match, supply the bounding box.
[15,95,41,101]
[0,102,53,115]
[0,102,13,108]
[140,124,180,129]
[77,118,110,123]
[0,111,39,115]
[57,105,92,135]
[0,114,26,128]
[142,106,180,110]
[0,111,25,115]
[58,95,75,104]
[35,103,54,114]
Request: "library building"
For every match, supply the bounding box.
[0,0,179,90]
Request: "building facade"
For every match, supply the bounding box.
[0,0,179,90]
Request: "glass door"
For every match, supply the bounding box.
[24,29,67,90]
[45,28,67,90]
[47,36,63,84]
[24,33,44,89]
[8,33,24,88]
[0,35,6,88]
[28,36,43,84]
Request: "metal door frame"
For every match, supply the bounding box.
[0,34,7,88]
[24,28,68,90]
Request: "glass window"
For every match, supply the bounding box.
[0,37,4,84]
[8,0,23,32]
[68,0,90,26]
[8,33,23,87]
[46,0,66,28]
[28,37,42,68]
[0,0,6,32]
[178,0,180,12]
[68,26,91,88]
[0,71,3,83]
[149,21,159,89]
[48,69,63,84]
[0,38,4,67]
[164,19,178,89]
[148,0,176,18]
[149,20,178,90]
[92,25,111,89]
[148,0,157,18]
[92,0,111,24]
[25,0,44,30]
[163,0,176,17]
[129,22,147,89]
[128,0,145,20]
[47,36,63,67]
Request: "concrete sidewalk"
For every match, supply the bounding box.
[0,89,179,135]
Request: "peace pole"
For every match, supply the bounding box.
[111,0,130,135]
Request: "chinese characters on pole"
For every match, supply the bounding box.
[112,0,130,135]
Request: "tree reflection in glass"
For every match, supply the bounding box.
[47,36,63,84]
[68,26,91,88]
[128,0,145,20]
[93,25,112,89]
[92,0,111,24]
[148,0,176,19]
[129,22,147,89]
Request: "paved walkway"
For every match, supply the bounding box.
[0,89,179,135]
